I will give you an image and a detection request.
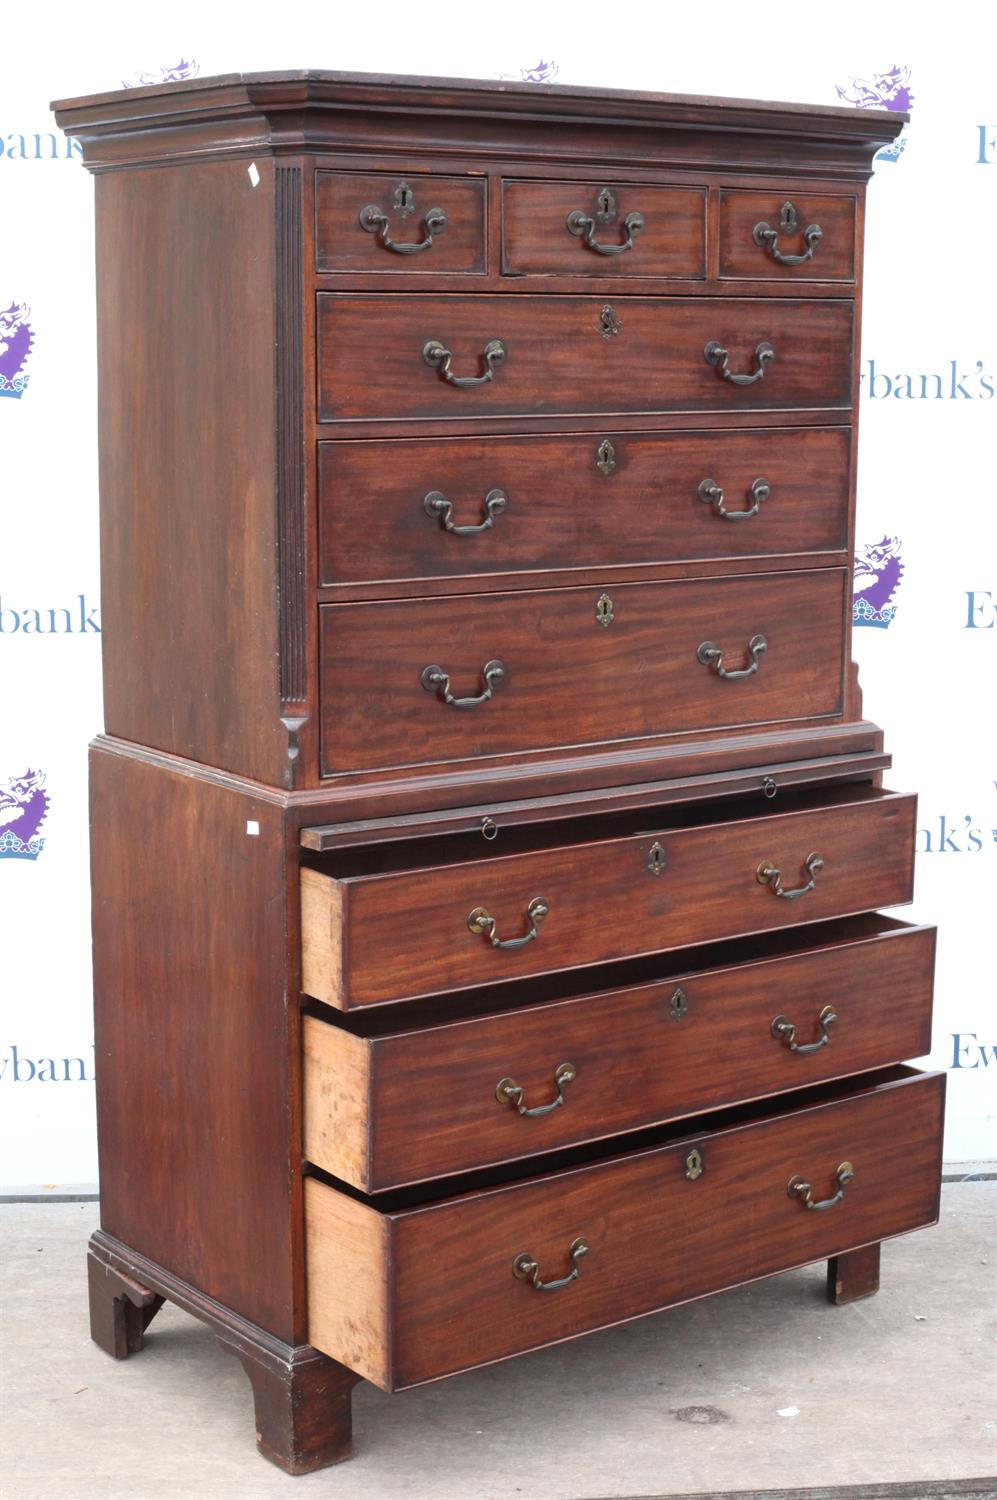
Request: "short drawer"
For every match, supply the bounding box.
[315,170,486,273]
[305,1066,944,1388]
[501,179,706,278]
[318,567,847,775]
[304,916,936,1191]
[316,294,854,422]
[300,784,916,1009]
[318,426,851,589]
[719,190,857,282]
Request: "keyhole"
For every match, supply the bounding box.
[596,186,616,220]
[596,438,617,475]
[779,200,799,233]
[596,591,615,628]
[393,181,414,216]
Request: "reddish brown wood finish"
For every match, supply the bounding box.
[305,1068,944,1389]
[318,426,850,590]
[317,294,855,423]
[501,180,706,278]
[319,569,847,775]
[301,785,916,1008]
[89,745,300,1342]
[719,189,857,281]
[93,159,288,787]
[304,917,935,1190]
[315,169,486,273]
[827,1241,882,1303]
[87,1247,165,1357]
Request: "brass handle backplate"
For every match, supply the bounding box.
[757,852,824,900]
[496,1061,576,1117]
[423,338,506,387]
[421,659,505,708]
[698,634,768,679]
[468,896,549,950]
[513,1236,589,1291]
[787,1161,854,1211]
[753,201,823,266]
[704,340,775,386]
[699,477,770,520]
[771,1004,837,1053]
[424,488,508,535]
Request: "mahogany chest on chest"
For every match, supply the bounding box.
[54,70,943,1473]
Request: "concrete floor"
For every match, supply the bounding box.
[2,1188,995,1500]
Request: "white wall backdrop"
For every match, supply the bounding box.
[2,2,995,1186]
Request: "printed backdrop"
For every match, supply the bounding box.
[2,3,995,1186]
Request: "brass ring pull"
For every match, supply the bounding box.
[468,896,549,950]
[423,488,508,535]
[699,477,770,520]
[359,202,448,254]
[771,1004,837,1054]
[423,338,506,388]
[704,340,775,386]
[787,1162,853,1211]
[496,1061,576,1117]
[757,851,824,900]
[566,207,645,255]
[513,1237,589,1291]
[421,659,505,708]
[698,634,768,679]
[753,213,823,266]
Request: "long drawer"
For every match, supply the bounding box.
[319,567,847,775]
[305,1067,944,1389]
[300,785,916,1009]
[318,427,851,589]
[304,916,935,1191]
[316,294,855,422]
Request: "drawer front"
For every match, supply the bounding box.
[300,788,916,1008]
[304,918,936,1191]
[318,427,851,589]
[317,294,855,422]
[319,568,847,775]
[501,180,706,278]
[315,171,486,273]
[305,1068,944,1388]
[719,191,857,282]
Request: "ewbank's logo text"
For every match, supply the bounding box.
[0,1044,94,1083]
[0,594,100,634]
[860,360,993,400]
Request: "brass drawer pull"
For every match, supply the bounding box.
[496,1061,576,1117]
[423,338,506,388]
[423,488,508,535]
[566,203,645,256]
[697,634,767,679]
[421,658,505,708]
[468,896,549,950]
[753,201,823,266]
[787,1161,853,1211]
[757,851,824,900]
[699,476,770,520]
[359,201,448,255]
[513,1237,589,1291]
[704,339,775,386]
[771,1004,837,1054]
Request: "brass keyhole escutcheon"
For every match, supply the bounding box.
[669,986,689,1020]
[596,438,617,476]
[684,1147,704,1181]
[647,841,666,875]
[393,180,414,216]
[596,592,615,628]
[596,186,617,220]
[779,199,799,233]
[600,303,622,338]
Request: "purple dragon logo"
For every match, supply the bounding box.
[0,303,34,399]
[0,770,49,860]
[499,59,560,84]
[853,536,904,628]
[835,65,914,162]
[121,58,200,89]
